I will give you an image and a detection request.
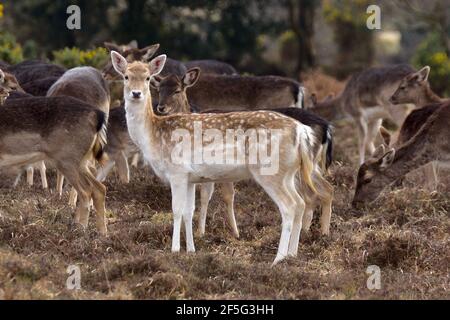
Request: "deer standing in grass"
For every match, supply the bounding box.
[382,66,448,190]
[111,51,319,264]
[310,65,419,164]
[352,100,450,207]
[47,66,110,202]
[0,94,108,234]
[151,69,334,238]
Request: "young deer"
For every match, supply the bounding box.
[352,100,450,207]
[0,95,108,234]
[47,66,110,200]
[310,64,418,164]
[151,69,334,238]
[111,51,320,264]
[383,66,447,190]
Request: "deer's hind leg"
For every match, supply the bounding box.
[84,169,107,236]
[38,161,48,189]
[220,182,239,238]
[313,171,333,236]
[253,171,302,265]
[198,182,214,237]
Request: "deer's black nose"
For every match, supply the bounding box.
[157,104,167,114]
[132,91,141,99]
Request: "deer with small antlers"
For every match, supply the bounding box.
[111,50,320,264]
[151,68,334,238]
[352,100,450,207]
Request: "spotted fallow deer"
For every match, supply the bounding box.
[111,51,321,265]
[47,66,110,201]
[151,69,334,238]
[0,94,108,234]
[310,64,419,165]
[352,100,450,207]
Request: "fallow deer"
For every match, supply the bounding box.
[0,95,108,234]
[310,64,419,164]
[111,51,321,264]
[383,66,448,190]
[7,60,66,86]
[47,66,110,200]
[185,73,304,111]
[151,69,334,238]
[352,100,450,207]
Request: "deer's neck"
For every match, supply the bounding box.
[313,95,344,121]
[421,85,443,105]
[124,94,156,156]
[382,132,434,184]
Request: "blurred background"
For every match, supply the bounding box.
[0,0,449,95]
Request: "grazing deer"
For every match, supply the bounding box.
[310,64,418,164]
[184,60,237,75]
[111,50,323,264]
[352,100,450,207]
[151,68,334,237]
[0,95,108,234]
[47,66,110,199]
[381,66,448,190]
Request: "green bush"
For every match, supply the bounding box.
[412,33,450,96]
[0,31,24,64]
[52,47,108,69]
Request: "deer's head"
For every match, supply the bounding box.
[110,50,166,103]
[352,145,396,208]
[103,43,160,80]
[150,68,200,114]
[0,69,26,104]
[390,66,431,105]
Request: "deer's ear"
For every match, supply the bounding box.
[128,40,138,49]
[149,54,166,76]
[380,149,395,169]
[150,75,162,90]
[379,126,391,147]
[182,68,201,88]
[372,144,386,159]
[111,51,128,76]
[104,42,121,53]
[141,44,160,62]
[409,66,430,83]
[0,69,5,84]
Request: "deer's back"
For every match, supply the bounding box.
[8,60,66,85]
[188,74,300,111]
[47,66,110,114]
[343,64,415,108]
[184,60,237,75]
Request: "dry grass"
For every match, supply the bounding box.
[0,73,448,300]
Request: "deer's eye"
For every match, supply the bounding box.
[146,77,150,81]
[400,86,406,91]
[124,75,129,80]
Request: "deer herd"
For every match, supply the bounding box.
[0,41,448,265]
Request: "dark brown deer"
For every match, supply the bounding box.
[47,66,110,200]
[0,95,108,235]
[7,60,66,86]
[352,101,450,207]
[151,68,334,238]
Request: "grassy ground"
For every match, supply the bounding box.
[0,115,449,300]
